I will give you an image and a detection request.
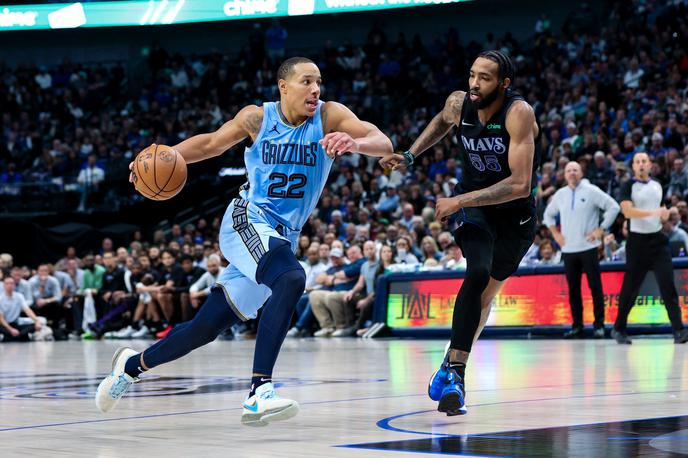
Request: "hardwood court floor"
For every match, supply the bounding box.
[1,337,687,457]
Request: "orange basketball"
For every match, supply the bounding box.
[132,144,187,201]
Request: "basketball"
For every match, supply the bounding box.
[132,144,187,201]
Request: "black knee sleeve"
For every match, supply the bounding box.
[256,237,305,287]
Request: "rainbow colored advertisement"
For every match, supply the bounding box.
[386,269,688,328]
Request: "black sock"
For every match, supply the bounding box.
[249,375,272,397]
[124,354,144,378]
[449,361,466,381]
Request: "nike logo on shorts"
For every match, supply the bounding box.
[461,121,475,126]
[519,217,532,225]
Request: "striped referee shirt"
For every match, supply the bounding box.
[619,178,662,234]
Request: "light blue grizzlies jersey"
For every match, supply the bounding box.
[240,101,333,231]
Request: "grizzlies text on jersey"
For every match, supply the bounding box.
[240,101,333,230]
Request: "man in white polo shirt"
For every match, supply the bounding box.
[613,152,688,344]
[0,277,43,342]
[545,161,620,338]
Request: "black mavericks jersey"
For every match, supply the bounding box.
[454,90,540,209]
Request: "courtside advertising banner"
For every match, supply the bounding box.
[386,269,688,328]
[0,0,468,31]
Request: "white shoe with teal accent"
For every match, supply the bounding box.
[241,382,299,427]
[95,347,139,413]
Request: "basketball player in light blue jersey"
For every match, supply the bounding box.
[95,57,393,426]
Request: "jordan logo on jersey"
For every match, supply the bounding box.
[461,136,506,154]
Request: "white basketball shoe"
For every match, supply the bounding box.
[95,347,139,413]
[241,382,299,427]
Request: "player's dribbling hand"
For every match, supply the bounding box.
[320,132,358,158]
[379,153,407,171]
[435,197,460,223]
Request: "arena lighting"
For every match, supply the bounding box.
[0,0,470,31]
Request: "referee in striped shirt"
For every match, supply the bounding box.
[613,152,688,344]
[544,161,620,338]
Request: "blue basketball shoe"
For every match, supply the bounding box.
[437,367,467,416]
[428,341,451,401]
[428,342,467,415]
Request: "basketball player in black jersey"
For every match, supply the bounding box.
[381,50,539,415]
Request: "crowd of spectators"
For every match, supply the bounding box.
[2,0,688,340]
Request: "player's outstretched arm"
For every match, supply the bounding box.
[128,106,263,182]
[435,101,535,221]
[320,101,393,158]
[173,105,263,163]
[380,91,464,171]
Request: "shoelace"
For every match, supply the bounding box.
[109,374,135,398]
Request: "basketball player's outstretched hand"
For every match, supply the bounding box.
[320,132,358,158]
[435,197,460,223]
[379,153,407,171]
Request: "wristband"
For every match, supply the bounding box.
[402,150,415,166]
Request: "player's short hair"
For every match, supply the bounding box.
[277,56,315,83]
[478,50,515,82]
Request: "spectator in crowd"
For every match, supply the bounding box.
[536,240,561,265]
[71,254,105,337]
[376,185,400,215]
[437,231,454,256]
[57,246,80,270]
[176,255,206,321]
[310,245,365,337]
[10,267,32,306]
[663,208,688,255]
[0,277,45,342]
[155,249,183,339]
[333,241,379,337]
[189,254,224,309]
[668,158,688,200]
[0,253,13,273]
[399,203,423,232]
[420,236,442,263]
[441,241,466,270]
[85,251,127,338]
[587,151,614,191]
[28,264,64,327]
[76,153,105,212]
[394,236,419,265]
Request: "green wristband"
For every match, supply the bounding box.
[402,150,415,166]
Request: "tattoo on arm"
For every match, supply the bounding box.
[410,113,451,154]
[410,91,462,155]
[244,111,263,138]
[458,181,519,207]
